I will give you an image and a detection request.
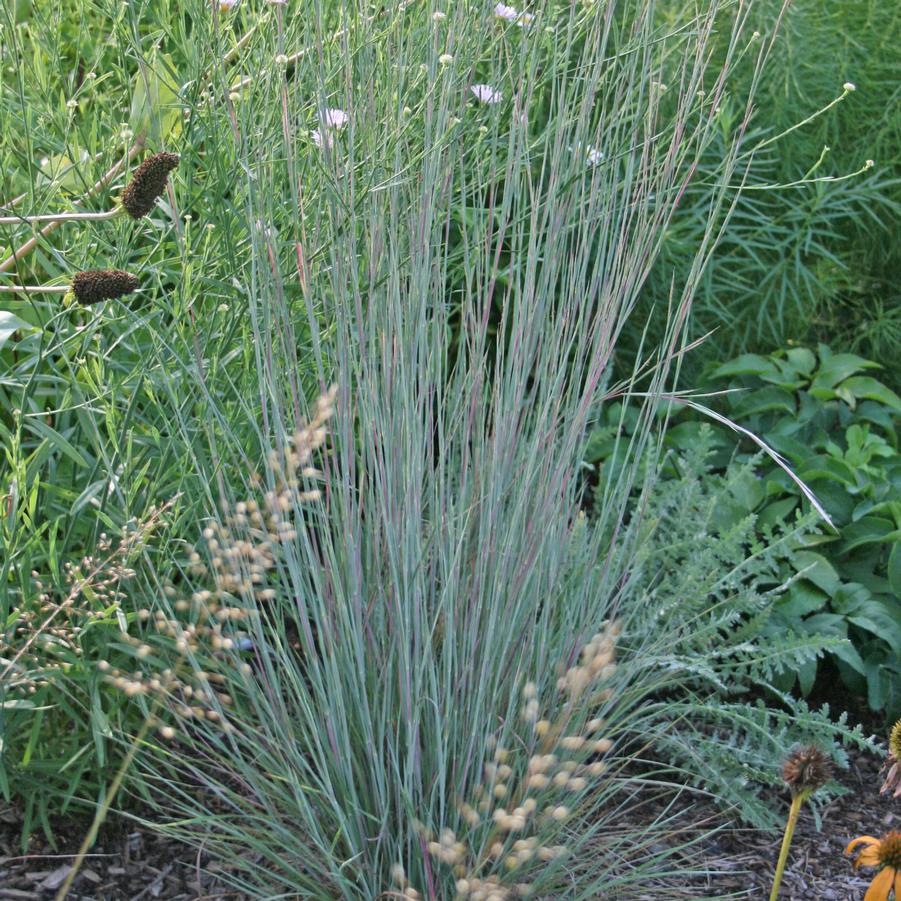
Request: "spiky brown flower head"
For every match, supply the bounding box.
[71,269,139,304]
[121,152,180,218]
[879,832,901,869]
[782,745,833,798]
[880,719,901,798]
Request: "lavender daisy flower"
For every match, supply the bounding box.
[311,129,333,149]
[321,108,349,129]
[471,84,502,105]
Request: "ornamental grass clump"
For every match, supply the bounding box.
[107,0,810,897]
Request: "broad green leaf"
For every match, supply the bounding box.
[0,310,34,351]
[867,660,886,710]
[36,150,91,194]
[810,353,881,397]
[784,347,817,377]
[797,658,817,695]
[729,469,765,511]
[729,386,796,419]
[889,543,901,598]
[710,353,779,378]
[776,581,827,618]
[839,377,901,412]
[130,52,183,146]
[840,517,898,554]
[757,497,799,530]
[833,641,866,675]
[792,551,841,594]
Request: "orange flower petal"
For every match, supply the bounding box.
[857,847,884,869]
[865,867,894,901]
[847,836,881,855]
[895,870,901,898]
[847,836,883,869]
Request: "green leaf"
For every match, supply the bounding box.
[832,640,866,675]
[792,551,841,594]
[797,658,817,695]
[839,377,901,412]
[776,581,827,618]
[839,517,898,554]
[130,52,183,146]
[23,419,90,469]
[36,150,91,194]
[710,354,780,378]
[757,497,799,531]
[810,353,881,397]
[888,543,901,598]
[867,660,886,711]
[0,310,35,351]
[729,386,796,419]
[784,347,817,378]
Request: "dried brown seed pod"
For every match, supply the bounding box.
[121,152,180,218]
[782,745,833,797]
[71,269,139,304]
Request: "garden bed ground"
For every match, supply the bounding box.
[0,747,892,900]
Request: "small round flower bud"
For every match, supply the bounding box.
[121,152,179,218]
[71,269,139,304]
[843,82,856,92]
[390,863,405,885]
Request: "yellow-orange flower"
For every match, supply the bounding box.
[845,831,901,900]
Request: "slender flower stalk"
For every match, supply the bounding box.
[769,746,833,900]
[0,283,71,293]
[0,208,120,225]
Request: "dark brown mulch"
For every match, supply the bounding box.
[0,811,242,901]
[639,745,896,900]
[1,748,894,900]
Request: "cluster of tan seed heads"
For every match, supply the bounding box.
[101,389,337,740]
[391,620,621,900]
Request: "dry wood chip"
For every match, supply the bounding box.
[38,864,73,890]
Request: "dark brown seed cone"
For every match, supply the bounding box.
[782,745,834,796]
[121,152,180,218]
[71,269,139,304]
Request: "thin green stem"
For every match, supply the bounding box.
[769,793,805,901]
[54,706,159,901]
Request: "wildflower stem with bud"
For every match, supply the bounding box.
[769,746,833,900]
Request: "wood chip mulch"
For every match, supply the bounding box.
[0,811,242,901]
[634,745,896,899]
